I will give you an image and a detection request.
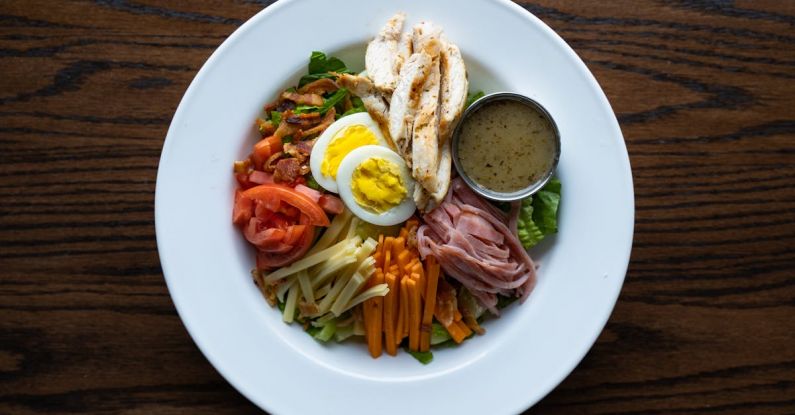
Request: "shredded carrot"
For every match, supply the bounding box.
[368,272,384,358]
[407,278,420,351]
[445,320,471,344]
[454,309,463,322]
[396,251,411,272]
[383,273,397,356]
[419,256,440,352]
[399,277,409,342]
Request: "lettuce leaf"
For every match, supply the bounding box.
[430,322,452,345]
[517,197,544,249]
[516,178,561,249]
[299,51,353,87]
[465,90,484,108]
[341,96,366,117]
[533,178,561,235]
[405,348,433,364]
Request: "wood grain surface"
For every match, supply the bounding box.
[1,1,793,414]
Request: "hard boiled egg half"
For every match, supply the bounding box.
[310,112,390,193]
[335,145,416,226]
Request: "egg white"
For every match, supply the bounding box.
[335,145,416,226]
[309,112,389,193]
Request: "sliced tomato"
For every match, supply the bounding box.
[233,190,254,226]
[243,184,329,227]
[252,135,282,170]
[282,224,307,246]
[256,225,315,269]
[318,194,344,215]
[244,219,285,246]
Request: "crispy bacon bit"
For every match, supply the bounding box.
[274,111,298,140]
[263,151,283,173]
[253,270,278,307]
[283,139,315,163]
[281,91,323,106]
[273,157,301,183]
[263,101,279,113]
[256,118,276,136]
[276,100,296,112]
[298,301,320,317]
[303,108,336,137]
[298,78,339,95]
[286,112,322,127]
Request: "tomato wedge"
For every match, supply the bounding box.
[256,225,315,269]
[251,135,282,169]
[232,190,254,226]
[243,184,329,227]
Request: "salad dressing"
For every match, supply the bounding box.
[456,100,555,193]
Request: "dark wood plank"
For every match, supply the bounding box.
[0,1,793,414]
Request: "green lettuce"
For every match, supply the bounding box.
[299,51,354,87]
[465,90,484,108]
[517,178,561,249]
[341,96,366,117]
[405,348,433,365]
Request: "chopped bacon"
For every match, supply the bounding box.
[303,108,336,137]
[281,91,323,106]
[286,112,321,128]
[273,158,301,183]
[274,110,299,140]
[255,118,276,136]
[298,78,339,95]
[263,151,283,173]
[283,140,315,163]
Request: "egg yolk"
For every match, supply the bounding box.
[320,125,378,179]
[351,157,407,213]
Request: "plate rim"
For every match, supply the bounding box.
[155,0,635,412]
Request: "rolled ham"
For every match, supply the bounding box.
[417,178,537,314]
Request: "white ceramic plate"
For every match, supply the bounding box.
[155,0,634,413]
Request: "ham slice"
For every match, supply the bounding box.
[417,178,537,314]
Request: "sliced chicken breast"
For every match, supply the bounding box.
[336,74,391,144]
[365,13,405,95]
[411,21,444,54]
[389,51,433,165]
[439,39,468,144]
[411,41,442,199]
[430,140,452,204]
[394,30,414,77]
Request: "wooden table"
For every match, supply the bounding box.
[1,1,793,414]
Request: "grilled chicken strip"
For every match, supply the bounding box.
[412,21,444,54]
[439,38,468,143]
[389,51,433,165]
[365,13,406,95]
[336,73,391,144]
[411,39,442,202]
[395,30,414,77]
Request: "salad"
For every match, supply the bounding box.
[232,14,561,363]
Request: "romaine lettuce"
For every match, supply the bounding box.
[517,178,561,249]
